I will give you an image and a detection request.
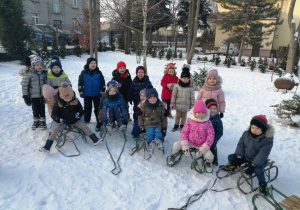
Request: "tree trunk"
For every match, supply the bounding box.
[286,0,299,74]
[187,0,195,55]
[186,0,200,64]
[124,0,132,54]
[147,28,153,47]
[237,4,250,64]
[142,0,148,69]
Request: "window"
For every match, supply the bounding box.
[72,18,78,28]
[72,0,77,8]
[54,20,62,29]
[53,0,60,14]
[32,13,39,25]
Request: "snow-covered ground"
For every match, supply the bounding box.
[0,52,299,210]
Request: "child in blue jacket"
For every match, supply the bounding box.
[78,57,105,130]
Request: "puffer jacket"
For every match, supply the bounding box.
[112,69,132,102]
[161,73,178,100]
[51,93,83,125]
[129,75,152,106]
[171,81,195,112]
[102,93,127,123]
[78,66,105,97]
[196,80,225,113]
[22,69,47,98]
[209,113,223,145]
[235,125,275,167]
[46,71,71,89]
[138,101,167,130]
[181,113,215,148]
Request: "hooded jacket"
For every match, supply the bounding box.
[129,75,152,106]
[235,124,275,167]
[22,69,47,98]
[160,73,179,100]
[46,71,71,89]
[171,81,195,112]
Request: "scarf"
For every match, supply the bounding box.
[178,80,190,87]
[107,93,119,101]
[120,71,128,78]
[202,82,221,91]
[145,99,160,110]
[52,70,63,78]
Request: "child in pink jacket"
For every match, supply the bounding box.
[196,69,225,118]
[171,100,215,172]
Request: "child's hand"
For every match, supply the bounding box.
[140,126,146,134]
[170,103,175,110]
[182,146,190,157]
[161,129,166,137]
[245,164,255,175]
[196,146,206,157]
[23,95,32,106]
[220,113,224,118]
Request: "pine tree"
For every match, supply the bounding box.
[240,58,246,66]
[159,47,165,60]
[98,42,103,52]
[39,35,50,67]
[192,66,209,90]
[232,57,237,65]
[250,59,256,71]
[226,55,232,68]
[51,32,59,56]
[151,47,157,58]
[272,95,300,126]
[111,43,116,51]
[214,54,221,66]
[73,37,82,57]
[166,48,172,60]
[58,38,66,59]
[179,50,183,59]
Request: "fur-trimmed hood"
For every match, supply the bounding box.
[248,124,275,139]
[188,109,211,123]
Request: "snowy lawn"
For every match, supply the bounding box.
[0,51,299,210]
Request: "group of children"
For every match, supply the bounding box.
[21,56,274,195]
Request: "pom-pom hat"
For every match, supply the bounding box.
[29,55,43,69]
[49,55,62,70]
[250,115,268,133]
[181,65,191,78]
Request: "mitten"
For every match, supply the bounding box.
[140,126,146,134]
[161,129,166,137]
[23,95,32,106]
[245,164,255,175]
[220,113,224,118]
[196,146,207,157]
[58,119,65,125]
[182,146,190,157]
[167,84,174,90]
[79,92,85,98]
[230,156,243,167]
[170,102,175,110]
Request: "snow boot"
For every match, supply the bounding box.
[179,124,184,131]
[147,140,156,154]
[259,182,268,196]
[31,120,39,130]
[171,124,179,132]
[39,120,47,130]
[154,138,163,151]
[39,139,53,153]
[95,122,102,132]
[211,145,218,166]
[89,133,101,146]
[205,161,213,173]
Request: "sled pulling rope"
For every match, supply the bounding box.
[55,126,87,157]
[100,125,127,175]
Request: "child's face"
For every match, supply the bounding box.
[34,62,43,71]
[118,66,126,74]
[108,88,116,95]
[168,68,175,76]
[140,93,146,101]
[208,105,218,116]
[137,69,145,79]
[207,77,217,86]
[195,112,206,120]
[250,125,263,136]
[89,61,97,70]
[52,66,61,74]
[148,95,157,104]
[181,77,190,83]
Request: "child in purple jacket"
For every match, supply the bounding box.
[171,100,215,172]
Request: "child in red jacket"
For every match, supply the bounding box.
[160,63,179,118]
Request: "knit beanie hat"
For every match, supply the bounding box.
[206,69,219,81]
[205,99,218,109]
[85,57,97,68]
[59,82,74,102]
[136,66,146,74]
[29,55,43,69]
[146,85,158,99]
[117,61,126,70]
[42,84,57,99]
[107,86,118,94]
[250,115,268,133]
[193,100,207,114]
[139,88,147,96]
[181,64,191,78]
[49,55,62,70]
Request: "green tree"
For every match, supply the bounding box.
[0,0,27,60]
[219,0,282,63]
[166,48,172,60]
[58,38,66,59]
[51,30,59,56]
[39,35,50,67]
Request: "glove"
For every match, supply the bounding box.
[220,113,224,118]
[79,92,85,98]
[230,156,243,167]
[75,112,80,119]
[23,95,31,106]
[170,102,175,110]
[245,164,255,175]
[196,146,206,157]
[182,146,190,157]
[140,126,146,134]
[167,84,174,90]
[161,129,166,137]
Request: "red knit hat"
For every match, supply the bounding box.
[117,61,126,70]
[136,66,146,74]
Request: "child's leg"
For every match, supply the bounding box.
[254,162,267,183]
[210,144,218,165]
[48,123,66,141]
[92,96,101,123]
[145,127,155,143]
[31,98,40,120]
[175,111,182,125]
[84,96,93,123]
[114,106,125,126]
[180,112,188,126]
[154,126,163,139]
[73,121,93,136]
[131,120,140,138]
[39,97,46,120]
[172,141,182,154]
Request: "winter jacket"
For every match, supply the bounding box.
[196,82,226,113]
[112,69,132,102]
[138,101,167,130]
[235,125,274,167]
[51,93,84,125]
[102,93,127,123]
[209,114,223,145]
[161,73,179,100]
[129,75,152,106]
[22,69,47,98]
[78,66,105,97]
[181,113,215,149]
[46,71,71,89]
[171,81,195,112]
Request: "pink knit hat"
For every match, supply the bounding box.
[42,84,57,99]
[206,69,219,81]
[193,100,207,114]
